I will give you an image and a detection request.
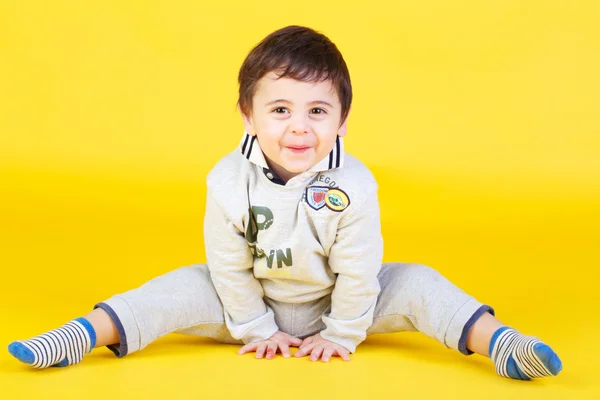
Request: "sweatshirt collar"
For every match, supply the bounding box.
[239,132,345,173]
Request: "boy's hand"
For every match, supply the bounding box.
[237,330,302,359]
[294,333,351,362]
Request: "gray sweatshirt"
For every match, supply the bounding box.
[203,133,383,353]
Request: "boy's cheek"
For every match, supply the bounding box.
[256,119,281,134]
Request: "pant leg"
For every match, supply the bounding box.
[366,262,494,355]
[94,264,241,358]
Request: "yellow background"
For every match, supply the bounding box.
[1,0,599,398]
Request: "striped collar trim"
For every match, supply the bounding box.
[239,132,345,172]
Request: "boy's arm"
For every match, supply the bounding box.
[204,189,279,344]
[320,188,383,353]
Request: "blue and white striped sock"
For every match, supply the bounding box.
[489,327,562,380]
[8,317,97,368]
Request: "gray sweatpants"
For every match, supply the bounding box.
[95,263,493,358]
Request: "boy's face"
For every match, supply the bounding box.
[241,72,348,182]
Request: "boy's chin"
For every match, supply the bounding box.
[282,162,315,175]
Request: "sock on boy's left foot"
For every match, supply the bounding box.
[489,327,562,380]
[8,317,96,369]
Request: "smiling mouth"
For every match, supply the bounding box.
[286,146,311,153]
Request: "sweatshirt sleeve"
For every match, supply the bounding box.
[204,189,279,344]
[320,188,383,353]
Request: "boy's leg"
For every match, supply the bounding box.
[367,263,562,380]
[367,262,491,354]
[9,264,238,368]
[84,307,119,348]
[94,263,239,358]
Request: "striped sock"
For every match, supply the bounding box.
[489,327,562,380]
[8,318,97,369]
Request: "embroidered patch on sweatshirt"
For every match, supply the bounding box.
[324,188,350,211]
[306,186,329,210]
[305,186,350,212]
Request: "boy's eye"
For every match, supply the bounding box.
[273,107,289,114]
[311,108,326,114]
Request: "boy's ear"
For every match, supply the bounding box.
[337,108,351,137]
[239,106,256,136]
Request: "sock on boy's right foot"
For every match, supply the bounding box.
[8,317,97,369]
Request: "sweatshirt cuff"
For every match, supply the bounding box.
[320,330,360,353]
[320,299,379,353]
[225,305,279,344]
[320,314,370,353]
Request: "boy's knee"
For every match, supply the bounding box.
[186,263,210,276]
[382,262,440,282]
[181,264,213,286]
[140,264,213,294]
[410,263,442,280]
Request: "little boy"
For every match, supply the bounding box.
[9,25,562,380]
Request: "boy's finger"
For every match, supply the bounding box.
[256,343,267,359]
[299,336,313,347]
[310,346,324,362]
[294,343,315,357]
[289,337,303,346]
[322,347,335,362]
[279,342,291,358]
[337,347,350,361]
[237,343,256,355]
[266,341,278,359]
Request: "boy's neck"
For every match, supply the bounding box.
[264,157,302,184]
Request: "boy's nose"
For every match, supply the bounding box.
[289,117,310,135]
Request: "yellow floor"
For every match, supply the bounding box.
[1,168,598,399]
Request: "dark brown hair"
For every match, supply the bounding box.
[237,25,352,124]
